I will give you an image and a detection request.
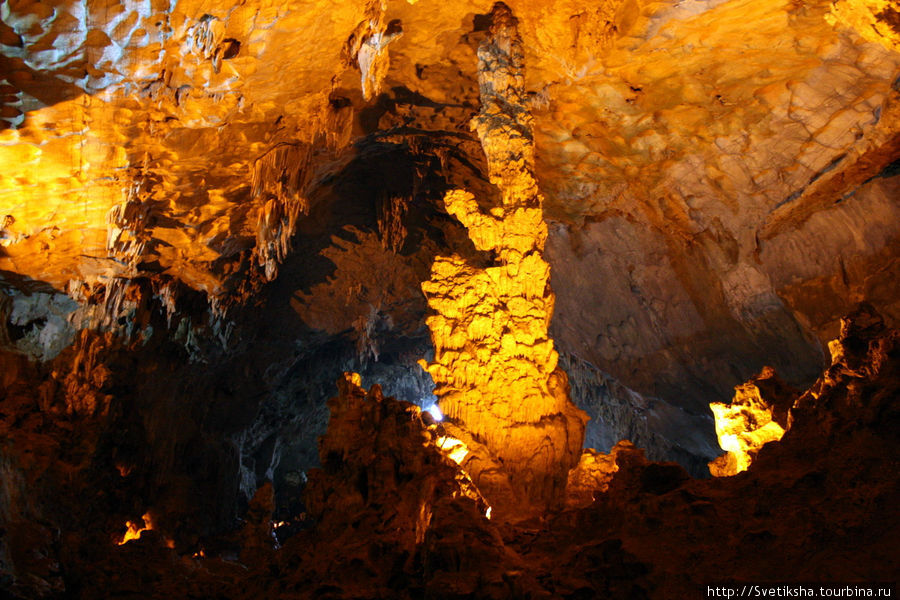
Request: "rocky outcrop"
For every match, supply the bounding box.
[2,0,900,483]
[828,0,900,52]
[292,373,500,597]
[708,303,893,477]
[708,367,799,476]
[1,305,898,599]
[1,0,900,596]
[305,372,488,529]
[565,441,632,509]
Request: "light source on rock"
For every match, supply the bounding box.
[708,366,795,477]
[117,513,153,545]
[116,512,175,548]
[435,435,469,465]
[424,402,444,421]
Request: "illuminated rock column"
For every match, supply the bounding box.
[420,2,587,515]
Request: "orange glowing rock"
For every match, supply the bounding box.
[564,443,633,509]
[117,511,176,548]
[708,367,797,477]
[827,0,900,52]
[419,3,587,517]
[435,435,470,465]
[118,513,153,545]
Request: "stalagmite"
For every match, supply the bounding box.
[420,3,587,517]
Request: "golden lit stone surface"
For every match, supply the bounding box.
[117,513,153,546]
[2,0,899,402]
[828,0,900,52]
[564,440,638,509]
[419,4,587,516]
[708,366,797,476]
[1,0,900,596]
[0,0,376,294]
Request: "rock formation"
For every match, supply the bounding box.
[419,3,587,516]
[708,302,891,477]
[708,366,798,476]
[1,0,900,597]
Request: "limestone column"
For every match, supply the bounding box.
[420,2,587,517]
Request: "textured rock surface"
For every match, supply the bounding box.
[708,366,798,476]
[1,306,895,599]
[420,3,587,515]
[1,0,900,596]
[564,440,631,510]
[2,0,900,435]
[828,0,900,52]
[561,352,720,477]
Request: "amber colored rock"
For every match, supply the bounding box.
[419,3,587,517]
[828,0,900,52]
[565,441,637,509]
[708,367,799,477]
[792,302,895,427]
[2,0,899,428]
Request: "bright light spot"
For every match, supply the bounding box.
[425,403,444,421]
[117,512,175,548]
[709,378,787,477]
[485,506,492,520]
[436,435,469,464]
[118,513,152,545]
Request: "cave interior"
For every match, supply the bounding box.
[1,0,899,598]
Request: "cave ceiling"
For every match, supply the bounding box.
[2,0,900,412]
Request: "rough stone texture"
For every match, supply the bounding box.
[560,352,720,477]
[306,372,488,530]
[1,306,895,599]
[707,366,799,477]
[419,3,587,516]
[564,440,631,510]
[1,0,365,294]
[296,373,498,598]
[1,0,900,596]
[2,0,900,439]
[828,0,900,52]
[537,0,900,414]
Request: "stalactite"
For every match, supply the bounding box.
[419,2,587,518]
[251,143,312,281]
[377,194,408,253]
[353,303,381,364]
[184,14,227,73]
[97,180,152,331]
[152,280,179,328]
[345,1,403,101]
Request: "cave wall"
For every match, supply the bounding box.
[1,0,900,593]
